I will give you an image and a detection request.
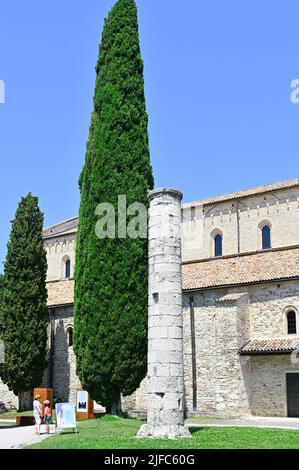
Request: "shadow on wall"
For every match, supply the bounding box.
[53,320,71,403]
[240,356,253,415]
[18,390,33,411]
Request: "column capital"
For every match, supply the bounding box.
[148,188,183,202]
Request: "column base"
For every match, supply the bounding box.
[137,424,192,439]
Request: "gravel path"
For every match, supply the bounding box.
[0,423,55,449]
[186,416,299,431]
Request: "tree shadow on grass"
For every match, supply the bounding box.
[56,430,80,435]
[189,426,205,435]
[0,424,19,429]
[94,413,132,421]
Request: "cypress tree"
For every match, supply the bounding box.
[74,0,154,413]
[0,194,49,410]
[0,275,4,359]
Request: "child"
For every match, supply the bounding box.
[43,399,52,435]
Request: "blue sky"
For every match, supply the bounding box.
[0,0,299,269]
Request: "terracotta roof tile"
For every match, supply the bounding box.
[239,338,299,355]
[182,246,299,290]
[47,280,74,307]
[216,293,247,302]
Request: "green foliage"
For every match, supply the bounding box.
[0,274,4,335]
[0,194,49,394]
[74,0,154,408]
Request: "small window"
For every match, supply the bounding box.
[262,225,271,250]
[214,234,223,257]
[287,311,297,335]
[67,327,73,347]
[65,259,71,279]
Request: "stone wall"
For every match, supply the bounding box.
[182,186,299,262]
[122,378,147,417]
[249,355,299,416]
[182,289,251,417]
[2,280,299,418]
[250,280,299,338]
[0,305,81,409]
[51,305,81,403]
[45,234,76,282]
[181,280,299,418]
[122,280,299,418]
[0,380,18,408]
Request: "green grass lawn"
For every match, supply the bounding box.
[0,410,33,420]
[26,415,299,449]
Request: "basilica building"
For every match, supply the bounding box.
[1,178,299,418]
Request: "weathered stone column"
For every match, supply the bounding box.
[138,188,191,439]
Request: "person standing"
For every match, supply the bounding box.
[43,399,52,435]
[33,394,43,435]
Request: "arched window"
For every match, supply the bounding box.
[287,311,297,335]
[262,225,271,250]
[214,234,223,257]
[65,259,71,279]
[67,327,73,347]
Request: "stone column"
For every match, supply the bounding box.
[138,188,191,439]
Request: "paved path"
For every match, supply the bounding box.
[186,416,299,431]
[0,423,54,449]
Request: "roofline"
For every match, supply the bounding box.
[41,179,299,230]
[43,216,78,232]
[182,178,299,208]
[183,276,299,293]
[46,278,74,285]
[182,243,299,266]
[48,302,74,309]
[239,350,295,356]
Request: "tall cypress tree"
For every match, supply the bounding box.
[74,0,154,413]
[0,194,48,410]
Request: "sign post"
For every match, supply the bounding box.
[76,389,94,420]
[55,403,77,434]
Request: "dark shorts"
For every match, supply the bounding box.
[44,416,51,424]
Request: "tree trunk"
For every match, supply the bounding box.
[109,391,123,417]
[18,391,33,412]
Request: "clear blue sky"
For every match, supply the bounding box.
[0,0,299,270]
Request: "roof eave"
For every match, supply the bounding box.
[239,350,295,356]
[183,276,299,293]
